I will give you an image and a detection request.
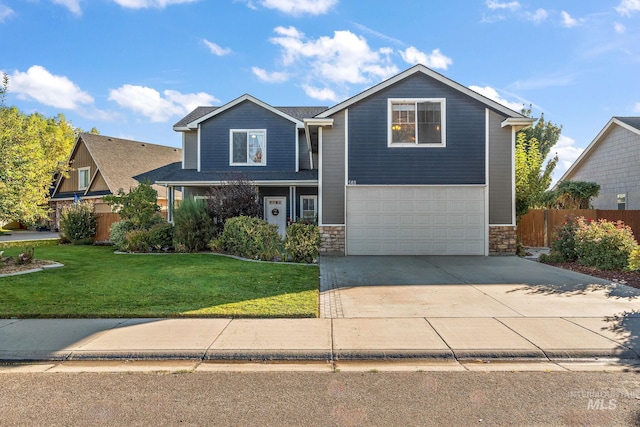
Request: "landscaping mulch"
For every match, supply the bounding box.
[544,261,640,291]
[0,259,57,276]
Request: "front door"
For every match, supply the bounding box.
[264,197,287,238]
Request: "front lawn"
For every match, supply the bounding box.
[0,243,318,318]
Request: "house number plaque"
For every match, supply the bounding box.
[271,208,280,216]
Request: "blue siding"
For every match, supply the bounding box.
[200,100,298,172]
[348,73,487,185]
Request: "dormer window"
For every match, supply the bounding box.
[388,98,446,147]
[78,167,90,190]
[230,129,266,166]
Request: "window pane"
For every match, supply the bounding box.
[417,102,441,144]
[391,103,416,143]
[248,132,264,164]
[232,132,247,163]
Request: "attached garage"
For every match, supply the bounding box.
[346,186,486,255]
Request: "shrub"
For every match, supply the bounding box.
[125,229,152,253]
[16,246,35,265]
[284,222,320,263]
[220,216,283,261]
[59,201,97,244]
[628,247,640,272]
[103,181,161,229]
[550,216,580,262]
[147,222,174,250]
[538,252,567,263]
[574,218,638,270]
[206,174,262,235]
[173,197,215,252]
[109,220,135,251]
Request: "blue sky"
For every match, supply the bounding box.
[2,0,639,182]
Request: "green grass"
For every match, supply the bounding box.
[0,242,319,318]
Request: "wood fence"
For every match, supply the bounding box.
[94,211,168,242]
[517,209,640,247]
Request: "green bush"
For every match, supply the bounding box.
[103,181,161,229]
[550,216,580,261]
[574,218,638,270]
[109,220,135,251]
[147,222,174,250]
[538,252,567,263]
[220,216,283,261]
[173,197,215,252]
[285,222,320,263]
[628,247,640,272]
[59,201,97,244]
[125,229,152,253]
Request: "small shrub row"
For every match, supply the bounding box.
[543,216,638,271]
[212,216,320,263]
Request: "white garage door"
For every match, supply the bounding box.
[346,186,486,255]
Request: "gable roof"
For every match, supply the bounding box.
[558,116,640,182]
[52,133,182,199]
[316,64,531,122]
[173,94,327,131]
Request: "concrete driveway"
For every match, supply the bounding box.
[318,256,640,319]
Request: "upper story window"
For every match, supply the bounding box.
[388,98,445,147]
[78,167,90,190]
[230,129,266,166]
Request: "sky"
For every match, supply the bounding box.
[1,0,640,183]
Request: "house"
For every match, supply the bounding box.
[161,64,533,255]
[49,133,182,229]
[158,95,327,237]
[557,117,640,210]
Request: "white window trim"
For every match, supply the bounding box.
[387,98,446,148]
[229,129,267,166]
[300,195,318,220]
[78,167,91,191]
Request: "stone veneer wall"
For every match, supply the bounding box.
[489,225,517,254]
[319,225,345,254]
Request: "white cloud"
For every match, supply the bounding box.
[108,85,217,122]
[112,0,198,9]
[614,22,627,33]
[633,102,640,112]
[268,27,398,87]
[252,67,289,83]
[616,0,640,16]
[550,134,584,184]
[258,0,337,16]
[302,84,337,102]
[202,39,231,56]
[0,4,15,22]
[469,85,523,112]
[399,47,452,70]
[526,8,548,24]
[9,65,94,110]
[486,0,520,11]
[560,11,579,28]
[52,0,82,15]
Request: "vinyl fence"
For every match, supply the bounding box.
[517,209,640,247]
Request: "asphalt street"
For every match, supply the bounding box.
[1,371,639,426]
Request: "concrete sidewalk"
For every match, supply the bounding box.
[1,313,638,364]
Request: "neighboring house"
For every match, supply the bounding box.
[161,64,533,255]
[158,95,326,237]
[50,133,182,229]
[558,117,640,210]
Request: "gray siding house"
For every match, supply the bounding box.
[160,65,532,255]
[558,117,640,210]
[312,65,532,255]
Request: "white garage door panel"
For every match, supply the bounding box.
[346,186,486,255]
